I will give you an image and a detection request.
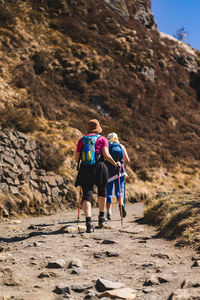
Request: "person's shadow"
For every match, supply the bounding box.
[0,220,85,244]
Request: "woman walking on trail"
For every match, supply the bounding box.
[106,132,130,220]
[75,119,120,233]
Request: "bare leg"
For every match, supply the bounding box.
[106,202,112,220]
[98,196,106,213]
[82,200,91,218]
[106,203,111,209]
[82,200,94,233]
[106,202,112,212]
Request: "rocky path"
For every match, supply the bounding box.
[0,202,200,300]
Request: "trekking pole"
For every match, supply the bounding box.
[124,177,126,208]
[77,186,82,224]
[76,153,82,224]
[118,171,123,227]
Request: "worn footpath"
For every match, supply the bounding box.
[0,203,200,300]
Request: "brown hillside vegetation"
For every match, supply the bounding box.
[0,0,199,169]
[0,0,200,243]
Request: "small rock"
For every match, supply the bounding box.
[141,263,154,268]
[60,225,85,233]
[68,258,82,269]
[158,276,170,283]
[191,260,200,267]
[99,287,136,299]
[71,281,93,293]
[142,287,155,294]
[151,253,170,259]
[53,284,71,295]
[38,272,58,278]
[106,251,120,257]
[191,254,200,261]
[46,259,66,269]
[94,252,105,259]
[102,239,116,244]
[143,275,160,286]
[95,278,124,292]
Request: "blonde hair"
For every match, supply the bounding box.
[107,132,119,143]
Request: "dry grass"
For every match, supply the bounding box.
[144,189,200,247]
[0,183,66,219]
[31,118,82,175]
[0,105,41,132]
[0,6,17,27]
[0,185,35,219]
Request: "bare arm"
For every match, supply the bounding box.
[102,146,119,167]
[122,145,130,164]
[75,152,80,163]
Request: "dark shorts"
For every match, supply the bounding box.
[75,161,108,202]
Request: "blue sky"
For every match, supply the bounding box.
[151,0,200,50]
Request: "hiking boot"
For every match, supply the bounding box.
[119,204,126,218]
[86,221,94,233]
[107,211,112,221]
[98,216,107,228]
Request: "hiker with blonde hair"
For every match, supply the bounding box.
[106,132,130,220]
[75,120,120,233]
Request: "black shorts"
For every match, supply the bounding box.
[75,161,108,202]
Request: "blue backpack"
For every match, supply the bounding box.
[81,134,101,165]
[109,142,124,162]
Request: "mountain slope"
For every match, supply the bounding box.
[0,0,200,189]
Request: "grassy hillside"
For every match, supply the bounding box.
[0,0,200,244]
[0,0,199,174]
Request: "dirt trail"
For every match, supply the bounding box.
[0,203,199,300]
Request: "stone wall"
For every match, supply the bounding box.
[0,128,76,218]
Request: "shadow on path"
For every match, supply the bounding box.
[134,217,165,240]
[0,221,83,244]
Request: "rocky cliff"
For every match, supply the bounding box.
[0,0,200,217]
